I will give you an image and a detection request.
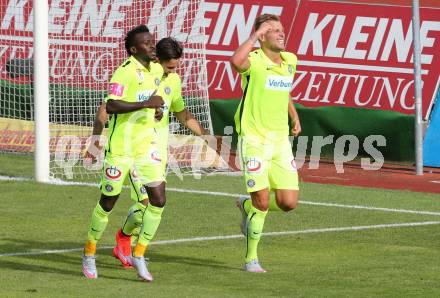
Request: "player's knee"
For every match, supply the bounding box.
[251,192,269,211]
[149,195,166,208]
[146,182,166,207]
[253,200,269,211]
[99,194,119,212]
[279,200,298,212]
[147,190,166,208]
[277,191,299,212]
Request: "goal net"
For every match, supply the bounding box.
[0,0,224,180]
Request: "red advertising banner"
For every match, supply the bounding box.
[1,0,439,116]
[0,0,299,91]
[288,0,440,117]
[0,0,207,88]
[207,0,440,117]
[203,0,298,99]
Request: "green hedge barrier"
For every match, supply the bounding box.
[209,99,415,162]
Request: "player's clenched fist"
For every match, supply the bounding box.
[154,107,164,121]
[255,22,272,39]
[143,94,164,109]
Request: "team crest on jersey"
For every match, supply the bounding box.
[164,86,171,95]
[105,184,114,192]
[245,157,262,174]
[288,65,293,74]
[247,179,256,188]
[105,166,122,181]
[155,77,161,86]
[136,69,144,83]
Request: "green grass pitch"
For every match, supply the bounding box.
[0,154,440,297]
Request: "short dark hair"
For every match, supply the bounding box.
[254,14,280,32]
[124,25,150,56]
[156,37,183,62]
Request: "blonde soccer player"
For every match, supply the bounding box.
[230,14,301,273]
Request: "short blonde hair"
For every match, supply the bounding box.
[254,14,281,32]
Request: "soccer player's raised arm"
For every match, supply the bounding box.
[230,22,272,73]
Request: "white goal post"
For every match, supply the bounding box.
[34,0,50,182]
[0,0,225,181]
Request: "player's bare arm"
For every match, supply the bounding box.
[106,94,164,114]
[84,103,108,161]
[230,22,272,73]
[92,103,108,135]
[175,108,206,136]
[289,100,301,136]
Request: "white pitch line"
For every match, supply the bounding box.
[1,221,439,258]
[166,188,440,216]
[2,175,440,216]
[0,175,32,182]
[300,201,440,216]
